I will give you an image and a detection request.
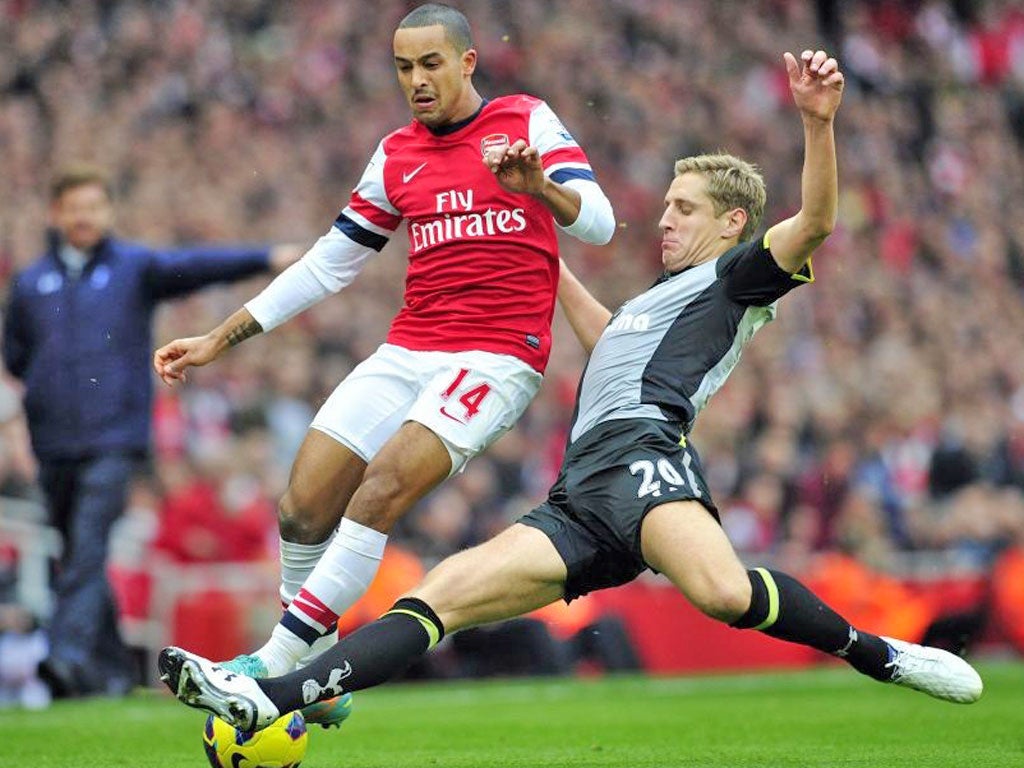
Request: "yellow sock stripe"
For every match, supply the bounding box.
[751,567,780,631]
[386,608,441,649]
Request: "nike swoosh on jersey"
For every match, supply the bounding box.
[403,162,428,183]
[438,406,467,424]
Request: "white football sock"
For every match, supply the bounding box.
[256,518,386,675]
[278,538,330,606]
[258,625,314,676]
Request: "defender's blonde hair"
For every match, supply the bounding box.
[674,154,766,242]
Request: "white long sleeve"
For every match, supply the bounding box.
[528,100,615,246]
[244,227,376,332]
[558,178,616,245]
[245,139,400,332]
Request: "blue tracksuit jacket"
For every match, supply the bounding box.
[2,234,272,459]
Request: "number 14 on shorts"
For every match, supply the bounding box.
[439,368,492,423]
[630,455,702,499]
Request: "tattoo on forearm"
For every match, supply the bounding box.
[226,319,263,347]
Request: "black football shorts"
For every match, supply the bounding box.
[519,418,717,601]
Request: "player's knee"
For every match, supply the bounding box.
[693,575,753,624]
[278,491,334,544]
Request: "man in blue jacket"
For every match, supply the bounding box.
[2,165,296,698]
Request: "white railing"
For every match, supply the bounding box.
[0,497,61,618]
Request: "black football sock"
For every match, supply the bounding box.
[256,598,444,712]
[731,568,892,681]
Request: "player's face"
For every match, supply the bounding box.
[393,25,477,128]
[659,173,741,272]
[51,183,114,252]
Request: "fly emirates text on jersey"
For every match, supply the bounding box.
[410,188,527,253]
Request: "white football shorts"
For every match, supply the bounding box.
[310,343,543,474]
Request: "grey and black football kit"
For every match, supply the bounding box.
[230,239,973,717]
[521,235,812,600]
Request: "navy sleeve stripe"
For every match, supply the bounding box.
[550,167,596,184]
[334,213,389,252]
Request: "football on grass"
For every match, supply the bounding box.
[202,711,308,768]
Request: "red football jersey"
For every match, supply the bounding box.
[340,95,600,372]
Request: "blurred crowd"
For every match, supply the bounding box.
[3,0,1024,631]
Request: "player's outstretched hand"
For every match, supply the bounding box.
[785,49,844,123]
[484,138,546,195]
[153,334,223,386]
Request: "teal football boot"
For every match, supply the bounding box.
[219,654,269,678]
[300,693,354,729]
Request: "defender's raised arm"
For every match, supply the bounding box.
[765,49,844,274]
[556,258,612,356]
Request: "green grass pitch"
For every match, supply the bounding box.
[4,662,1022,767]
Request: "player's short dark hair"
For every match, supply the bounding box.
[674,154,766,242]
[398,3,473,53]
[50,163,113,202]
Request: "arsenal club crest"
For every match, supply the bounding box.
[481,133,511,159]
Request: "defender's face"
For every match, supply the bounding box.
[51,183,113,252]
[393,25,476,128]
[659,173,735,272]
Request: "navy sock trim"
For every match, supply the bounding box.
[281,611,322,646]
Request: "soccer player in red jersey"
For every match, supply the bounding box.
[152,2,614,724]
[158,49,982,737]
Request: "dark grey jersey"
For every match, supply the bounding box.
[569,237,812,443]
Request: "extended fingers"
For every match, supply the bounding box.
[160,370,185,386]
[155,357,186,385]
[153,343,189,382]
[783,51,799,77]
[500,140,529,166]
[483,152,501,171]
[823,70,844,88]
[816,56,839,77]
[153,347,174,374]
[812,54,842,89]
[496,141,541,170]
[485,139,525,171]
[800,49,839,78]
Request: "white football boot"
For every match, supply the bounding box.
[881,636,983,703]
[159,646,281,731]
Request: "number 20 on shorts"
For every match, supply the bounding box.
[439,368,492,423]
[630,455,702,499]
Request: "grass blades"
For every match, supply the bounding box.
[2,661,1021,768]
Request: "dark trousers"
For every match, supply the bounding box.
[39,453,140,693]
